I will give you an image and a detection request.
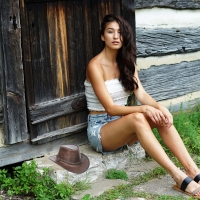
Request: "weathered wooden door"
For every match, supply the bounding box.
[20,0,135,144]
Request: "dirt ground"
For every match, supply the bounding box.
[0,190,34,200]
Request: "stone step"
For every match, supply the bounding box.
[34,143,146,185]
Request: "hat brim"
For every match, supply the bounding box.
[49,153,90,174]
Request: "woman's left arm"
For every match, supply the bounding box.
[134,68,173,128]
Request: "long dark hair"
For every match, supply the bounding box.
[100,14,138,92]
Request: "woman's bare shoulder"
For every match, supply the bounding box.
[86,55,104,82]
[88,54,102,68]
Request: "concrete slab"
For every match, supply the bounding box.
[71,160,159,200]
[133,174,189,199]
[72,177,128,200]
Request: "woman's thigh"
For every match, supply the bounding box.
[87,114,123,153]
[101,112,152,151]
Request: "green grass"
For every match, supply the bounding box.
[105,169,128,180]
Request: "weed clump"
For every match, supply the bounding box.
[0,160,74,199]
[105,169,128,180]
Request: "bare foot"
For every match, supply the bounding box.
[174,170,200,197]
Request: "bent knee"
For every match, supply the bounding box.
[127,113,147,125]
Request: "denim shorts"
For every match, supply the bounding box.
[87,113,122,154]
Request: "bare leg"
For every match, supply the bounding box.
[156,124,200,181]
[100,113,200,196]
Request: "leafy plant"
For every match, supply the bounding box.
[105,169,128,180]
[0,160,74,199]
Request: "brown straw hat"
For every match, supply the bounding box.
[49,145,90,174]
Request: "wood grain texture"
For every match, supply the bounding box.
[28,2,53,103]
[31,122,87,143]
[121,0,136,38]
[29,93,86,124]
[135,0,200,9]
[0,31,4,124]
[136,27,200,57]
[139,60,200,102]
[47,1,70,98]
[0,0,28,144]
[20,0,38,139]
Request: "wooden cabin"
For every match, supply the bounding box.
[0,0,200,167]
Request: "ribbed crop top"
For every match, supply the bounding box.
[84,78,130,111]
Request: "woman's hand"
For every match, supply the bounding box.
[143,105,171,128]
[158,105,173,129]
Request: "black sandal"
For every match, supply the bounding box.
[173,177,200,198]
[194,174,200,183]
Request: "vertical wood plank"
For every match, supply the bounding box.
[121,0,135,40]
[19,0,38,139]
[65,0,76,94]
[0,0,28,144]
[67,0,88,129]
[28,2,53,103]
[91,0,102,56]
[106,0,112,14]
[28,2,56,138]
[82,0,93,66]
[46,1,70,136]
[47,1,70,98]
[0,5,5,128]
[111,0,121,15]
[98,0,107,24]
[74,0,86,93]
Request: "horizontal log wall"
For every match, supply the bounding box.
[137,27,200,57]
[135,0,200,9]
[139,60,200,101]
[136,3,200,110]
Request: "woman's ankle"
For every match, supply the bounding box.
[171,168,187,186]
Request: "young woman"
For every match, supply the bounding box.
[84,14,200,198]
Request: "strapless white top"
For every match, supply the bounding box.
[84,78,130,111]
